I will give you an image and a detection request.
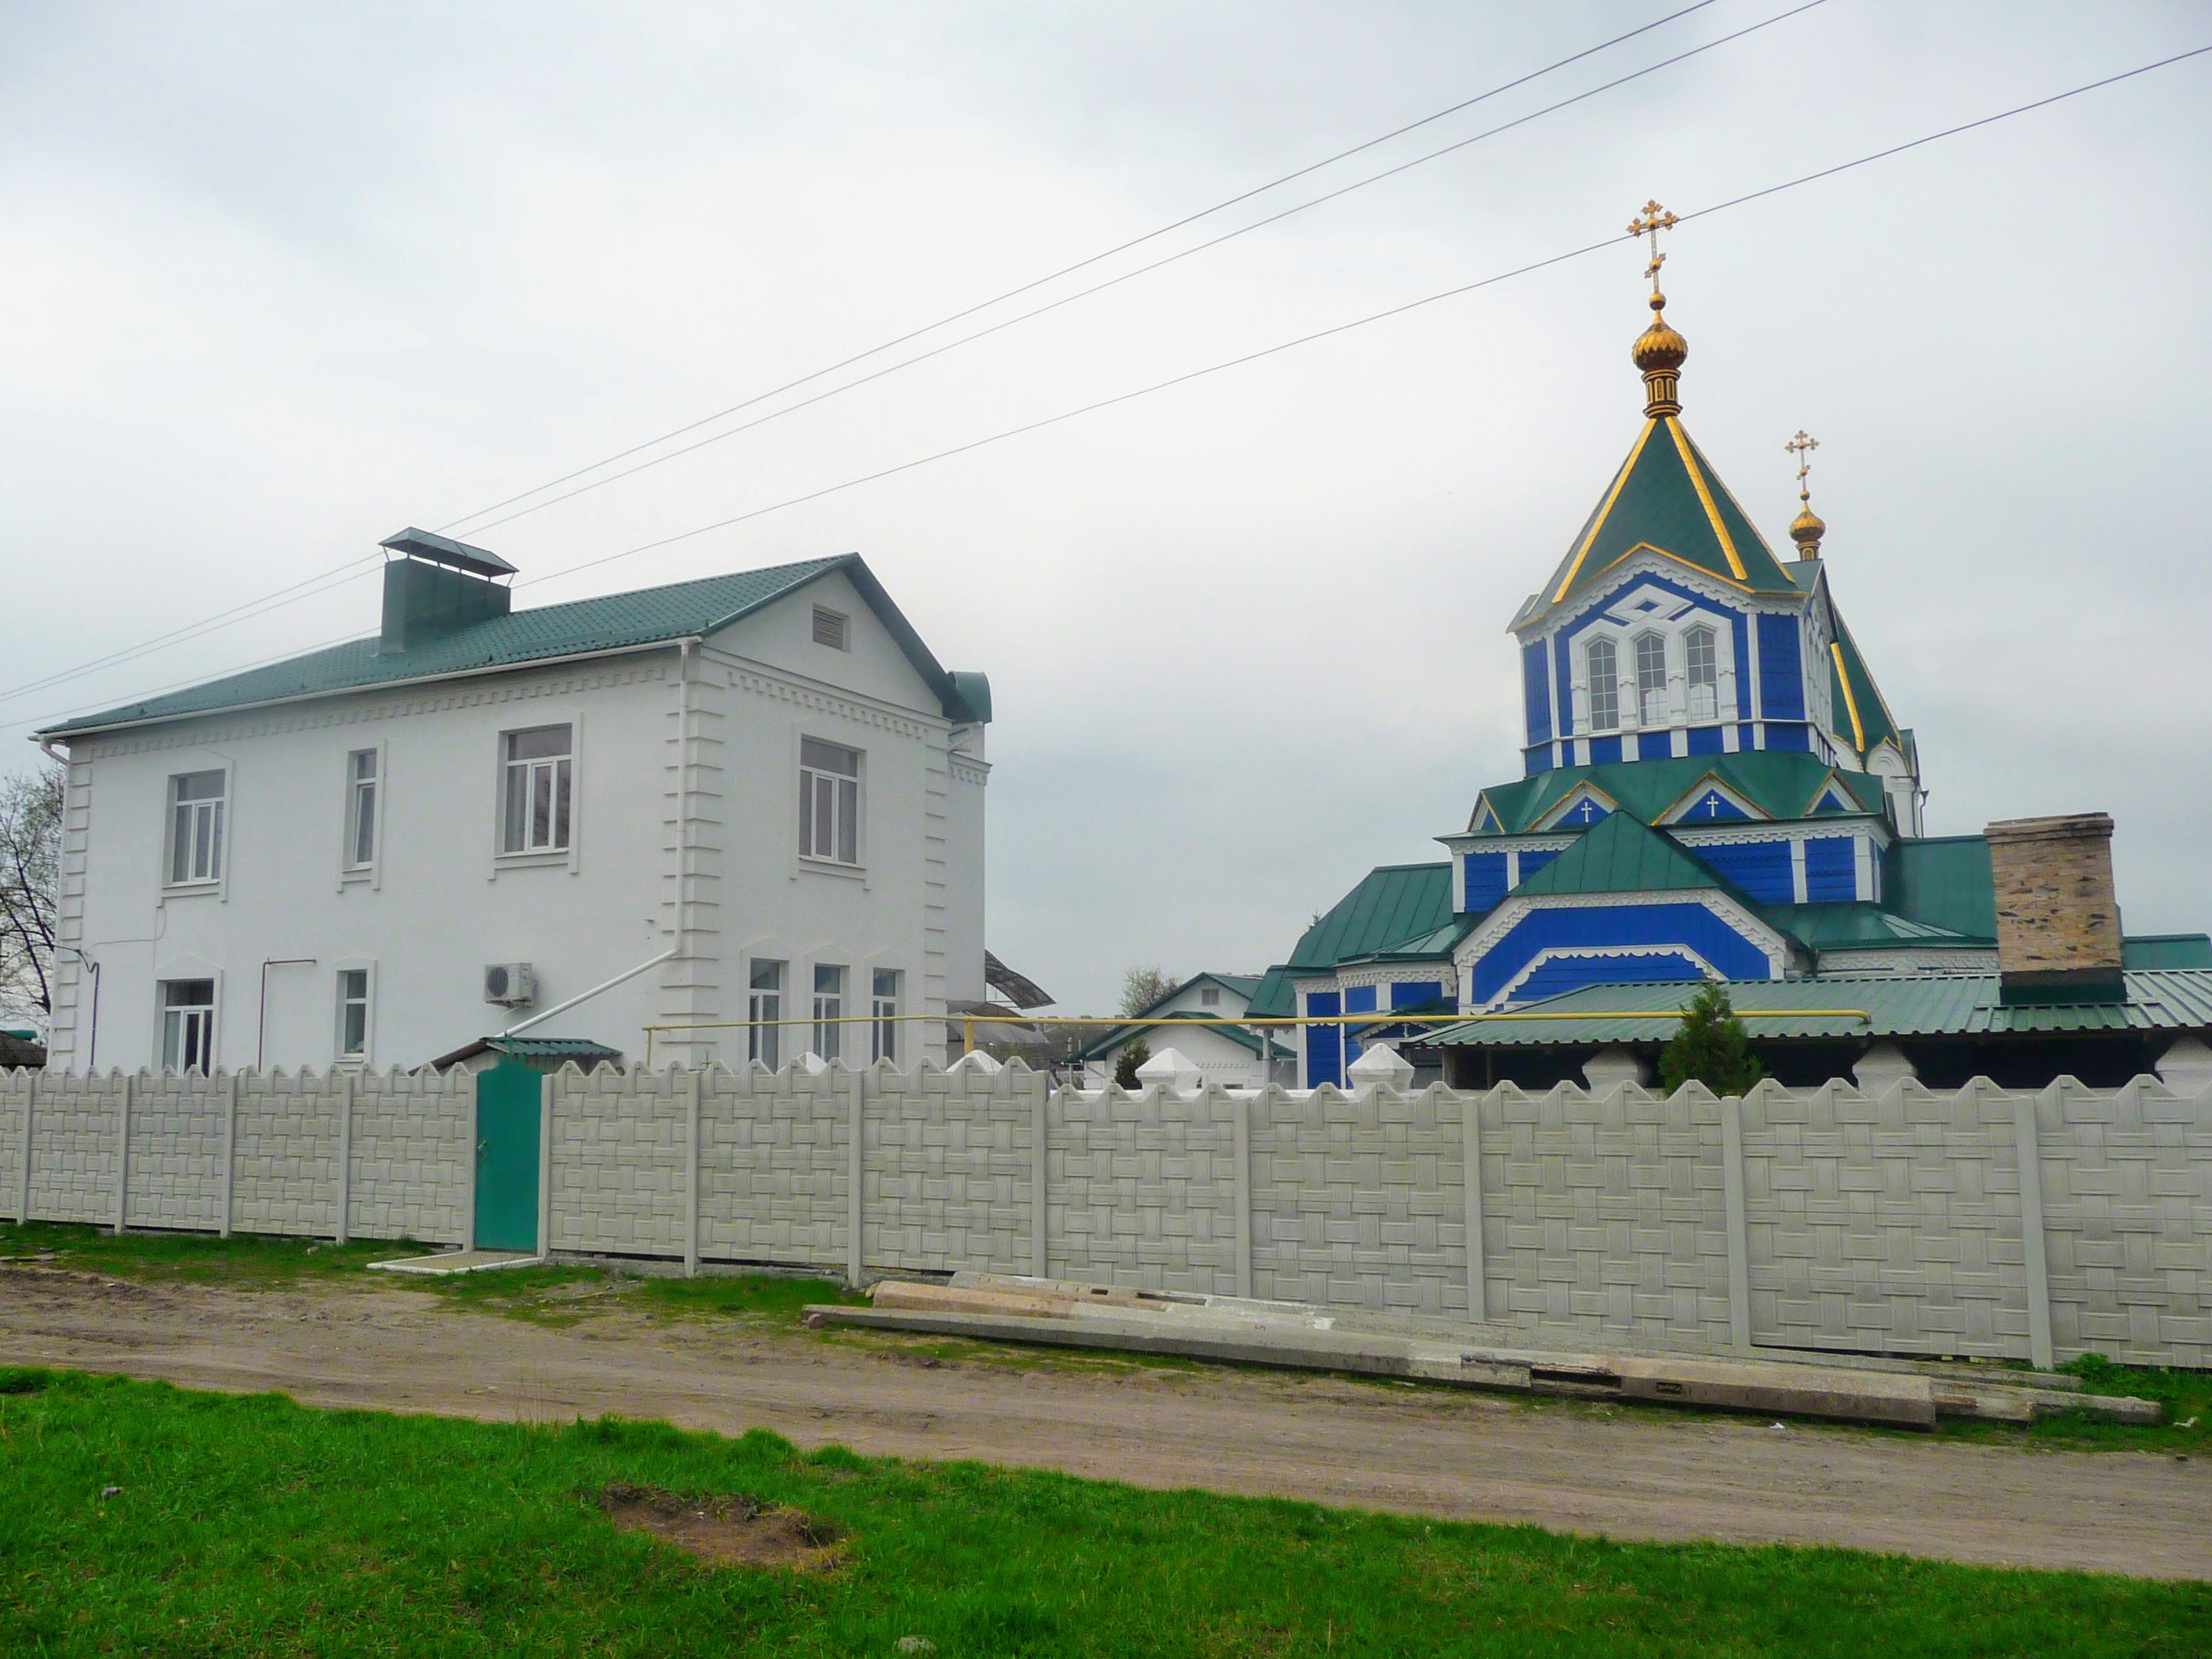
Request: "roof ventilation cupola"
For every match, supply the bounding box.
[1785,429,1826,560]
[1628,200,1686,418]
[376,527,516,655]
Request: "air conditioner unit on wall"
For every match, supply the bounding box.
[483,962,537,1006]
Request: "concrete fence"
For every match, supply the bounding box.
[5,1058,2208,1371]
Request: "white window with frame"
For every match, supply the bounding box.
[335,968,372,1063]
[1200,986,1221,1006]
[1635,632,1669,726]
[811,605,850,650]
[344,748,380,872]
[1685,626,1719,721]
[871,968,901,1064]
[159,979,216,1072]
[1584,638,1619,731]
[500,724,573,855]
[799,738,861,865]
[747,959,785,1069]
[167,771,226,887]
[813,964,846,1061]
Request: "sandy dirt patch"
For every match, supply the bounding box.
[2,1265,2207,1580]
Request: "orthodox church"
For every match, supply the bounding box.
[1246,210,2212,1091]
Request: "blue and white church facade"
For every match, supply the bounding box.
[1244,260,2211,1090]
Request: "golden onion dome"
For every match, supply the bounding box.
[1632,290,1687,417]
[1788,502,1826,558]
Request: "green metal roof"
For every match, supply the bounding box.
[1286,863,1456,970]
[42,552,989,737]
[2125,934,2212,970]
[1763,902,1984,951]
[1826,607,1902,758]
[1410,970,2212,1049]
[1885,836,1997,939]
[1521,415,1800,623]
[1472,751,1885,836]
[1511,810,1725,899]
[1071,1010,1292,1063]
[489,1036,625,1060]
[1245,966,1298,1019]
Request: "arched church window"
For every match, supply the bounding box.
[1585,638,1618,730]
[1685,626,1717,720]
[1635,633,1668,725]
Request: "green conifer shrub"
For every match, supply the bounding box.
[1657,980,1765,1096]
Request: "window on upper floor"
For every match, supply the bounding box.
[345,748,379,871]
[335,968,371,1062]
[167,771,226,887]
[1200,986,1221,1006]
[1685,626,1718,721]
[1584,638,1618,730]
[159,978,216,1072]
[811,605,850,650]
[500,724,572,855]
[1635,632,1668,725]
[800,738,861,865]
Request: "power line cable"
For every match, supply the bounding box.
[15,41,2207,731]
[507,43,2211,596]
[434,0,1724,534]
[0,3,1724,716]
[456,0,1826,541]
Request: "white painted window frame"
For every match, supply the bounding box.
[797,733,865,874]
[746,955,786,1069]
[489,714,584,875]
[811,962,847,1062]
[340,739,387,888]
[156,972,221,1073]
[869,966,902,1064]
[163,764,232,897]
[333,961,376,1065]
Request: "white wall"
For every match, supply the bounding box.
[46,579,987,1073]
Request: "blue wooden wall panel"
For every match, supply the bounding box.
[1805,836,1858,902]
[1765,721,1811,752]
[1469,902,1774,1003]
[1590,735,1623,764]
[1757,613,1805,720]
[1638,731,1673,761]
[1391,981,1444,1009]
[1463,852,1509,912]
[1524,746,1556,776]
[1343,985,1377,1067]
[1687,839,1793,902]
[1305,991,1341,1088]
[1515,951,1703,1002]
[1680,789,1749,822]
[1515,848,1561,885]
[1687,724,1725,755]
[1523,640,1552,746]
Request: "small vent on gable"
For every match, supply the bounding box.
[811,605,849,650]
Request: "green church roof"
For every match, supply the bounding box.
[1471,751,1886,835]
[1826,607,1902,757]
[1509,808,1726,899]
[42,552,989,737]
[1521,416,1800,623]
[1286,863,1456,970]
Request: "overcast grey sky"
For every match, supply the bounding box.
[4,1,2207,1013]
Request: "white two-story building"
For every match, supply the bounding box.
[34,529,991,1073]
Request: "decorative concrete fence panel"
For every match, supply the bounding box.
[6,1063,2209,1370]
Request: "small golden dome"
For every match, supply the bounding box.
[1632,290,1687,417]
[1789,502,1826,558]
[1631,290,1687,375]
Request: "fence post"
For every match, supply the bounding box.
[113,1072,134,1235]
[1030,1076,1048,1279]
[220,1070,239,1238]
[335,1072,355,1246]
[1462,1087,1488,1322]
[2018,1083,2056,1371]
[846,1065,865,1289]
[14,1070,33,1225]
[1720,1089,1753,1351]
[683,1067,701,1279]
[1231,1086,1253,1300]
[536,1072,554,1259]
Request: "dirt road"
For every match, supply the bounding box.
[4,1265,2207,1580]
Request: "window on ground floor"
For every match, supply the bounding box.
[748,959,785,1069]
[159,979,216,1072]
[813,964,846,1061]
[871,968,901,1064]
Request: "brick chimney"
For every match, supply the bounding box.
[1985,813,2125,1004]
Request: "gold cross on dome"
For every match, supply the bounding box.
[1786,429,1820,497]
[1629,199,1678,292]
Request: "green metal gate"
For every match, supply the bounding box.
[473,1061,541,1252]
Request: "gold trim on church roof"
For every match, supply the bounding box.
[1830,640,1866,752]
[1664,417,1748,581]
[1551,419,1657,602]
[1593,540,1754,592]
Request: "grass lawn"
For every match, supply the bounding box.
[1,1370,2205,1658]
[5,1219,2211,1451]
